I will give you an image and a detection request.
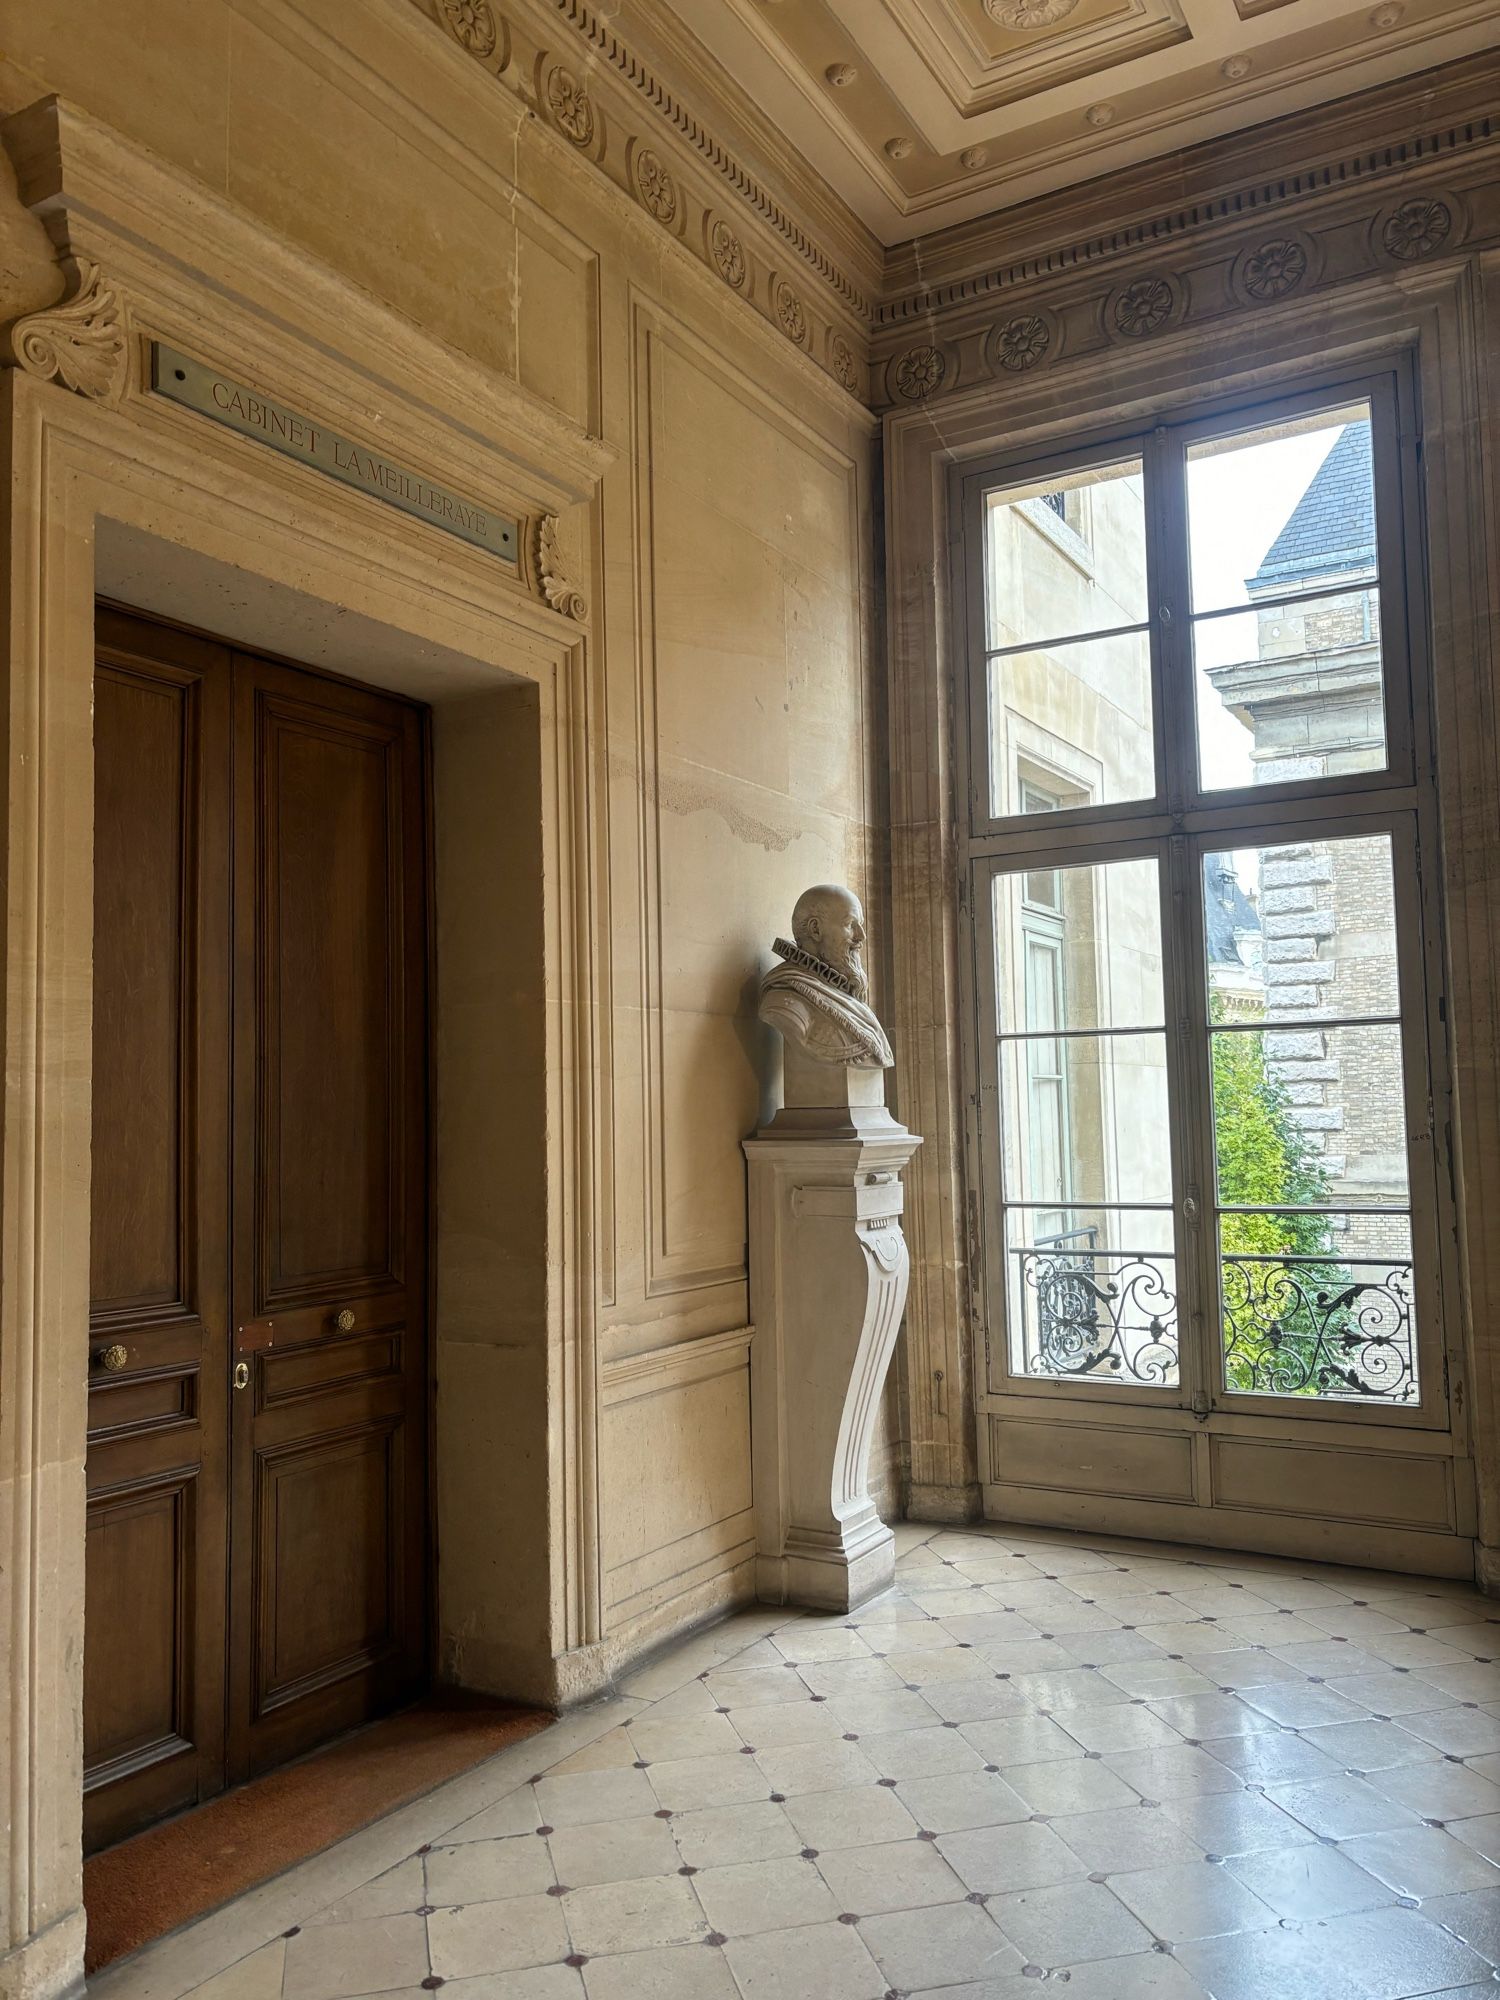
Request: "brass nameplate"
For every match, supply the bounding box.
[151,343,518,565]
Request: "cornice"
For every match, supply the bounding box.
[865,49,1500,417]
[548,0,882,317]
[410,0,876,404]
[879,50,1500,327]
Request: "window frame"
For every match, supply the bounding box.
[960,369,1420,850]
[955,361,1456,1433]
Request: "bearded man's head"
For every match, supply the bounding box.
[791,884,869,1001]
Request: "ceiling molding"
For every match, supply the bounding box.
[869,118,1500,413]
[648,0,1500,241]
[878,47,1500,316]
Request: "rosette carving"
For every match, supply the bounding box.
[634,148,678,225]
[1380,197,1454,262]
[1237,237,1310,302]
[710,219,746,289]
[1111,275,1176,339]
[993,313,1051,372]
[893,343,946,401]
[775,281,807,345]
[546,66,595,147]
[4,259,129,404]
[535,515,587,622]
[439,0,497,56]
[829,335,859,394]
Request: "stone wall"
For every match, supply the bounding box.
[0,0,885,1689]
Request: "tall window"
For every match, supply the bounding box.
[962,377,1444,1413]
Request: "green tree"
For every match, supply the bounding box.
[1210,999,1346,1391]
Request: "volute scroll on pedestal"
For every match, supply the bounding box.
[2,257,130,406]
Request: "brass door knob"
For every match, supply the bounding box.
[332,1307,356,1333]
[94,1342,129,1374]
[233,1361,251,1390]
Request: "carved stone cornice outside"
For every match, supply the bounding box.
[534,513,587,620]
[2,258,129,405]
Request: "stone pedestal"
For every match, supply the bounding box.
[743,1120,922,1611]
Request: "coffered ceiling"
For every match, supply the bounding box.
[648,0,1500,242]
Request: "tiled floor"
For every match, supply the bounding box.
[92,1523,1500,2000]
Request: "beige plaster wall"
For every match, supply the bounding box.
[0,0,890,1691]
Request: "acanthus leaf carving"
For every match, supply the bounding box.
[535,514,588,622]
[4,258,129,404]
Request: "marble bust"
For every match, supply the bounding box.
[759,884,894,1070]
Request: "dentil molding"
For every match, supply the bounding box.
[872,157,1499,414]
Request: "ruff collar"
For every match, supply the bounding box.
[772,937,861,998]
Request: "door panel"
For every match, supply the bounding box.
[257,706,402,1297]
[88,608,430,1840]
[86,618,231,1850]
[229,654,428,1778]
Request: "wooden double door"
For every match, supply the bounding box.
[84,607,430,1853]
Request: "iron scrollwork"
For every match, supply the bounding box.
[1016,1240,1178,1385]
[1220,1257,1416,1401]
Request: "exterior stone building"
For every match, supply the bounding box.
[1210,424,1409,1259]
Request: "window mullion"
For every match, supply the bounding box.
[1164,829,1212,1414]
[1146,422,1194,817]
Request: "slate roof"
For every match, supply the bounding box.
[1248,422,1376,594]
[1204,854,1260,969]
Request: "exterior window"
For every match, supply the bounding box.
[963,377,1443,1411]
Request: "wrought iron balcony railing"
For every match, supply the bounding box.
[1012,1240,1417,1402]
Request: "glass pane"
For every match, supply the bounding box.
[1202,835,1399,1025]
[1007,1206,1178,1388]
[995,857,1164,1033]
[1002,1034,1172,1207]
[988,629,1156,817]
[1211,1024,1409,1212]
[1187,404,1376,617]
[1194,586,1387,791]
[1187,404,1385,792]
[1219,1211,1417,1404]
[986,458,1148,648]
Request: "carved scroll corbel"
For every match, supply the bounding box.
[534,513,588,621]
[2,258,129,405]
